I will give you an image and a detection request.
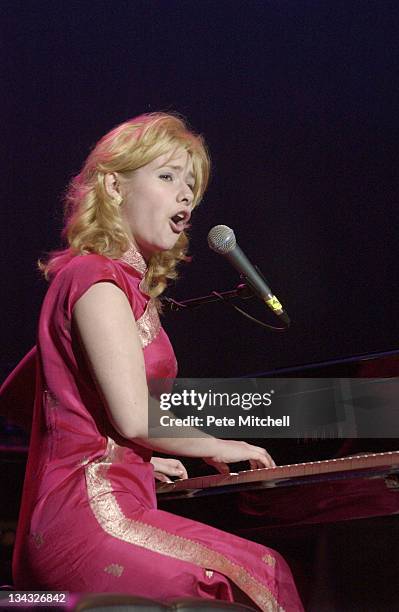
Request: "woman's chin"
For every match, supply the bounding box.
[140,239,179,260]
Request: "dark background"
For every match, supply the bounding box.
[2,0,399,381]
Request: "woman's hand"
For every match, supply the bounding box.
[203,439,275,474]
[150,457,188,483]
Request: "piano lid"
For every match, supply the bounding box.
[249,348,399,378]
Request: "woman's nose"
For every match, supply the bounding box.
[177,183,193,205]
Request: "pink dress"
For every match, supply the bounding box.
[12,247,303,612]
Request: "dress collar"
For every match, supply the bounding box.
[119,243,147,277]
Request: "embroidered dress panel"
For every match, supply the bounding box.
[85,448,282,612]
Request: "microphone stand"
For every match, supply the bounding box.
[161,283,254,311]
[161,281,290,332]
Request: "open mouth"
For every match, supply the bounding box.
[170,211,191,233]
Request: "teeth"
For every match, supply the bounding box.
[172,213,185,223]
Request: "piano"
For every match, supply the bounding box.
[156,351,399,611]
[157,449,399,527]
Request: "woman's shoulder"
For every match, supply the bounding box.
[48,253,128,296]
[52,253,124,285]
[61,252,115,272]
[43,253,138,318]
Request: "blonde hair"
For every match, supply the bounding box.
[40,112,210,297]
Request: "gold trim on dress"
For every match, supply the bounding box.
[31,532,45,549]
[85,440,283,612]
[262,554,276,568]
[43,389,59,408]
[117,244,160,349]
[104,563,124,577]
[77,456,90,467]
[120,245,147,277]
[136,299,160,349]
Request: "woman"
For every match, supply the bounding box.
[12,113,303,611]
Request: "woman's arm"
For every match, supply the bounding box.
[73,282,274,469]
[73,282,149,439]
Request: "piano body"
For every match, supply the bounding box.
[157,351,399,611]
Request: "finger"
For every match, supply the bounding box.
[251,447,276,468]
[175,463,188,479]
[208,460,230,475]
[249,459,268,470]
[249,454,274,469]
[161,464,187,479]
[170,460,187,478]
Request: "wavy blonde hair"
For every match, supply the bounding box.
[40,112,210,297]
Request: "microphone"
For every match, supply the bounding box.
[207,225,290,325]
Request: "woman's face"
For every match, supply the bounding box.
[119,148,195,260]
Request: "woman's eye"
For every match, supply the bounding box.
[159,174,173,181]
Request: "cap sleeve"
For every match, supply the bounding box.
[55,254,134,319]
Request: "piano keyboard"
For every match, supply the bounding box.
[157,450,399,495]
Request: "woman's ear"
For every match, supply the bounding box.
[104,172,120,199]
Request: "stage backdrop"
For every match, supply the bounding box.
[2,0,399,380]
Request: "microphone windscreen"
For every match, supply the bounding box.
[207,225,236,254]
